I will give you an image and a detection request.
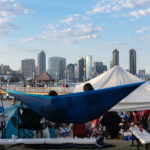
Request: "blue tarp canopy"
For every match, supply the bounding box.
[6,82,144,123]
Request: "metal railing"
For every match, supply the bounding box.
[1,86,75,94]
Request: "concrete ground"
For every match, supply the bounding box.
[2,139,147,150]
[105,139,145,150]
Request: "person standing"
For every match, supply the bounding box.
[73,83,94,138]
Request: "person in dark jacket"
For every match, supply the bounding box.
[101,111,121,139]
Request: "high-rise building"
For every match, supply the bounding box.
[67,64,75,81]
[21,59,36,79]
[94,62,103,74]
[74,63,78,80]
[112,49,119,67]
[48,57,66,80]
[94,62,107,76]
[129,49,136,75]
[37,51,46,75]
[77,57,85,82]
[85,55,93,80]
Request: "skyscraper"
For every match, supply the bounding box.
[112,49,119,67]
[85,55,93,80]
[21,59,36,79]
[94,62,107,76]
[74,63,78,81]
[77,57,85,82]
[37,51,46,75]
[129,49,136,75]
[48,57,66,80]
[67,64,75,81]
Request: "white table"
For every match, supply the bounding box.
[0,138,96,145]
[130,127,150,150]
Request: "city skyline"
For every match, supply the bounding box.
[0,0,150,72]
[0,49,149,81]
[0,49,147,74]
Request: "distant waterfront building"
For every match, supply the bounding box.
[48,57,66,80]
[12,71,24,81]
[0,64,12,74]
[112,49,119,67]
[21,59,36,79]
[137,70,149,80]
[103,65,107,72]
[85,55,93,80]
[67,64,75,81]
[110,60,113,69]
[94,62,107,76]
[77,57,85,82]
[129,49,136,75]
[139,70,145,75]
[37,51,46,75]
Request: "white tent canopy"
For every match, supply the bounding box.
[74,66,150,111]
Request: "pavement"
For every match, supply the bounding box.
[1,139,147,150]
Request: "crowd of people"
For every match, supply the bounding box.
[10,96,150,140]
[46,110,150,140]
[119,110,150,132]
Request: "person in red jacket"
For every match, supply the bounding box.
[73,83,94,138]
[73,123,86,138]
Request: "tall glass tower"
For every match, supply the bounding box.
[112,49,119,67]
[21,59,36,79]
[129,49,136,75]
[85,55,93,80]
[37,51,46,75]
[48,57,66,80]
[67,64,75,81]
[77,57,85,82]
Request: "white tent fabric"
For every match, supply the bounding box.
[74,66,150,111]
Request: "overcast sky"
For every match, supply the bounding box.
[0,0,150,72]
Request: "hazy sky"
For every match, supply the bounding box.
[0,0,150,72]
